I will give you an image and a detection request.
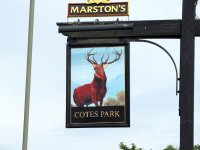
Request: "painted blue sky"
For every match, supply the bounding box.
[71,46,125,84]
[0,0,200,150]
[71,46,125,106]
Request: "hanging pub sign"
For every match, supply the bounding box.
[66,44,130,127]
[68,0,129,17]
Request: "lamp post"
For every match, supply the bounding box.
[22,0,35,150]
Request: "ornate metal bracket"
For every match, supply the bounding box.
[132,39,180,95]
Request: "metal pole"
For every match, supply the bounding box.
[22,0,35,150]
[179,0,195,150]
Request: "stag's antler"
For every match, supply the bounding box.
[85,48,98,64]
[101,54,109,64]
[101,49,122,64]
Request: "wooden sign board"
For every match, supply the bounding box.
[68,2,129,17]
[66,44,130,127]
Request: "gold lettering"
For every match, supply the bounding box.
[68,2,129,17]
[104,6,111,12]
[99,6,104,12]
[111,6,118,12]
[110,111,115,117]
[87,6,93,13]
[120,5,126,12]
[85,111,89,117]
[101,111,109,117]
[74,112,79,118]
[80,6,87,13]
[93,6,98,13]
[90,111,98,117]
[74,111,99,118]
[105,111,109,117]
[94,111,98,117]
[71,6,79,13]
[79,112,85,118]
[100,111,120,117]
[115,111,120,117]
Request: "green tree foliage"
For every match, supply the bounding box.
[119,143,200,150]
[194,144,200,150]
[119,142,143,150]
[163,145,178,150]
[103,91,125,106]
[119,142,130,150]
[163,144,200,150]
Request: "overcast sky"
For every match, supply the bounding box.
[0,0,200,150]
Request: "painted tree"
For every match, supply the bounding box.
[103,97,116,106]
[103,90,125,106]
[116,91,125,105]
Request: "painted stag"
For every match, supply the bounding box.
[73,49,122,107]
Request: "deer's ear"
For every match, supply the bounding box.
[92,64,97,68]
[103,63,109,69]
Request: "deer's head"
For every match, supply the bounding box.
[85,48,122,80]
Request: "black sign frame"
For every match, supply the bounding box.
[66,43,130,128]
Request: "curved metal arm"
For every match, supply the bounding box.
[132,39,179,95]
